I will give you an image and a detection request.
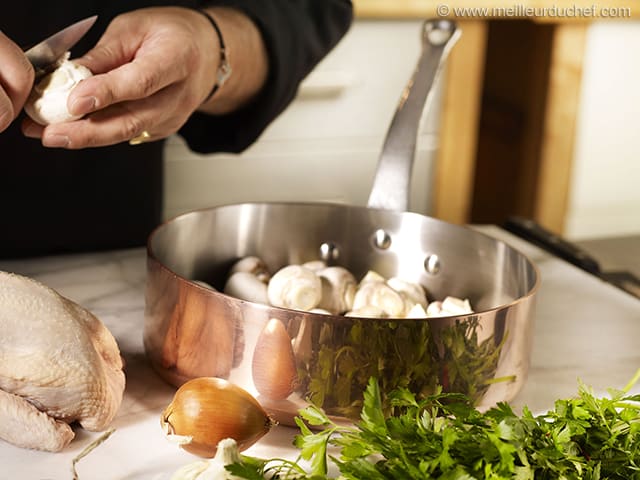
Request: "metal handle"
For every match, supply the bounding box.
[367,19,460,212]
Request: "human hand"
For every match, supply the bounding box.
[22,7,220,148]
[0,32,35,133]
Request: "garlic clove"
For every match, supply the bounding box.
[252,318,297,400]
[386,277,428,308]
[170,438,243,480]
[161,377,274,458]
[229,257,270,284]
[352,281,405,317]
[267,265,322,311]
[224,272,269,305]
[24,53,93,125]
[316,266,357,314]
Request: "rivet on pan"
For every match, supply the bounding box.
[372,229,392,250]
[424,254,441,275]
[319,242,340,262]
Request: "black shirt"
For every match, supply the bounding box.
[0,0,353,257]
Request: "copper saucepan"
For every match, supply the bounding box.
[144,20,539,424]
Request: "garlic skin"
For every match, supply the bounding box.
[24,54,93,125]
[267,265,322,311]
[170,438,243,480]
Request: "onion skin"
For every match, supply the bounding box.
[160,377,274,458]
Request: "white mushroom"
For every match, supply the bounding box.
[404,303,428,318]
[24,53,93,125]
[358,270,386,286]
[345,305,387,318]
[386,277,428,315]
[316,266,357,314]
[192,280,217,291]
[229,256,270,283]
[267,265,322,311]
[223,272,269,304]
[352,281,405,317]
[426,301,444,317]
[441,296,474,315]
[301,260,327,272]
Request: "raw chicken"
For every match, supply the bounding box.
[0,271,125,452]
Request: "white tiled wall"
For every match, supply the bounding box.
[565,21,640,239]
[163,20,442,220]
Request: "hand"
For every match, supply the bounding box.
[22,7,220,148]
[0,32,35,133]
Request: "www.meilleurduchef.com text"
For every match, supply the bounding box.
[436,3,632,18]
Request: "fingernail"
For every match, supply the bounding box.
[44,134,70,148]
[70,96,97,115]
[23,123,40,138]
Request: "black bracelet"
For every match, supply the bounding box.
[195,8,233,102]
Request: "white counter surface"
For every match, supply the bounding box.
[0,226,638,479]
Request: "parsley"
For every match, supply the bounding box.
[227,370,640,479]
[294,317,506,419]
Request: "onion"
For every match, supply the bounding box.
[160,377,274,458]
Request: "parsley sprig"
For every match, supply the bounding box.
[228,369,640,479]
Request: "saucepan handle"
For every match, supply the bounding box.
[367,20,460,212]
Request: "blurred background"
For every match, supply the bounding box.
[164,0,639,247]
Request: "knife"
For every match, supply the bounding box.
[503,216,640,299]
[24,15,97,77]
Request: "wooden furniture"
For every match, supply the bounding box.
[353,1,635,233]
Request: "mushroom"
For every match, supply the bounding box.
[267,265,322,311]
[404,303,428,318]
[386,277,428,315]
[358,270,386,286]
[301,260,327,272]
[426,296,473,317]
[223,272,269,305]
[345,305,387,318]
[316,266,357,314]
[24,53,93,125]
[352,281,405,317]
[229,256,271,283]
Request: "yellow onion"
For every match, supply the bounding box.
[160,377,274,458]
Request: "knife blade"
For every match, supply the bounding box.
[24,15,97,77]
[504,216,640,299]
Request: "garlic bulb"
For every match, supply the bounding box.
[267,265,322,311]
[170,438,243,480]
[161,377,274,458]
[24,53,93,125]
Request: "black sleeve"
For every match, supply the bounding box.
[178,0,353,154]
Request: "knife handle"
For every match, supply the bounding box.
[503,216,602,275]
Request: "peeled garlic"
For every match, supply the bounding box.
[267,265,322,311]
[24,53,93,125]
[170,438,242,480]
[161,377,274,458]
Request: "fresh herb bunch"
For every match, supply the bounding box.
[228,371,640,479]
[293,316,505,419]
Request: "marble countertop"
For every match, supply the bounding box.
[0,226,638,479]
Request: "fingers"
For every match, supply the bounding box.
[0,31,35,131]
[37,83,190,149]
